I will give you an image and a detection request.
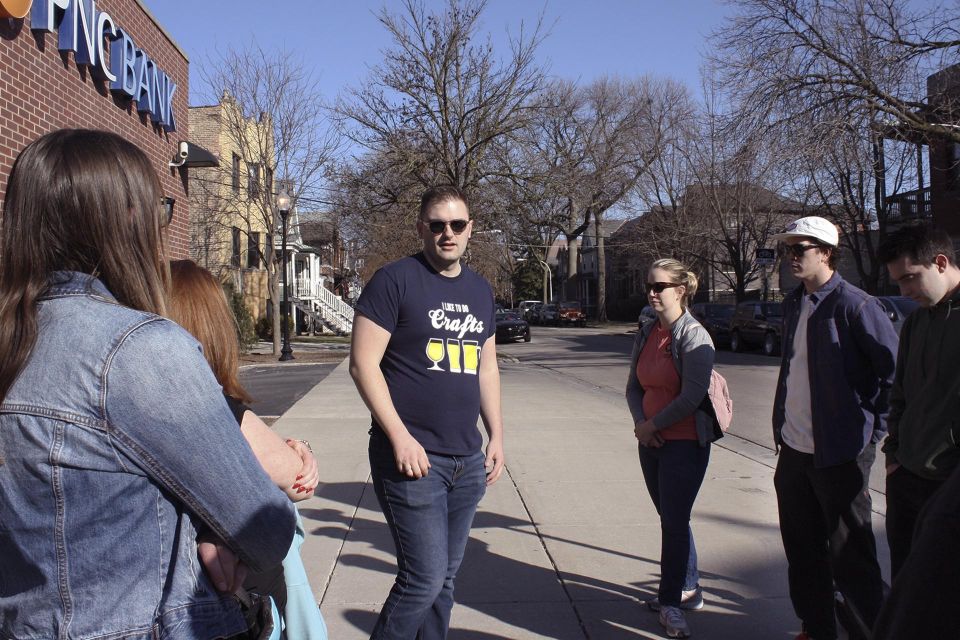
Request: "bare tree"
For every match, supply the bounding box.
[337,0,546,198]
[332,0,549,281]
[510,77,673,320]
[713,0,960,143]
[628,76,797,302]
[789,108,922,292]
[195,45,339,354]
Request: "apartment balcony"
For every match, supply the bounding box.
[886,187,932,224]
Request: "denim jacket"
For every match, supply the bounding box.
[626,310,718,447]
[772,273,899,468]
[0,272,296,640]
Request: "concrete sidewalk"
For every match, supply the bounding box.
[274,358,890,639]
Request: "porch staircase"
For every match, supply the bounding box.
[296,282,354,335]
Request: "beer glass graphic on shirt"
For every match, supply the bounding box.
[446,339,462,373]
[462,340,480,375]
[425,338,445,371]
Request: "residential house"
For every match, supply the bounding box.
[604,183,809,320]
[188,94,275,321]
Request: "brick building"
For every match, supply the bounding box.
[0,0,191,256]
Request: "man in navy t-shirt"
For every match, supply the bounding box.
[350,185,505,640]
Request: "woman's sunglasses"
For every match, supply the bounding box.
[425,219,469,235]
[160,197,175,228]
[645,281,683,294]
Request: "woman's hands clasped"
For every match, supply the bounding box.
[634,419,664,448]
[286,438,319,497]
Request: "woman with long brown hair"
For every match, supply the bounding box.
[168,259,319,500]
[0,129,295,639]
[168,259,325,639]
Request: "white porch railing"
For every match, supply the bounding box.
[311,281,354,334]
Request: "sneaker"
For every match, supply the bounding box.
[658,605,691,638]
[645,585,704,611]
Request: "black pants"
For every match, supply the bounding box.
[874,462,960,638]
[774,444,884,640]
[885,465,944,580]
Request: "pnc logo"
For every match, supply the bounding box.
[7,0,178,131]
[0,0,32,20]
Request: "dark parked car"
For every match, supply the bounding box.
[690,302,736,348]
[878,295,919,334]
[537,303,559,325]
[495,311,531,343]
[557,300,586,327]
[729,301,784,356]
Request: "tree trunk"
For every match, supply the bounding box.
[595,214,607,322]
[565,237,579,301]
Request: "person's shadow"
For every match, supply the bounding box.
[300,482,796,639]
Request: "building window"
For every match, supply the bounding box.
[231,227,241,267]
[247,232,260,269]
[232,153,240,193]
[248,163,261,198]
[266,167,274,196]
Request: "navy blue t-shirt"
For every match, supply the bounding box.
[355,253,496,455]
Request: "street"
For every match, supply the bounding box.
[497,323,887,498]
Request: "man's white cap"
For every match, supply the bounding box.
[771,216,839,247]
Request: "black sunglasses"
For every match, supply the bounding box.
[780,243,820,259]
[160,196,175,227]
[425,219,469,234]
[645,281,683,294]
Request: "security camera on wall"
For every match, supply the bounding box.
[170,141,189,167]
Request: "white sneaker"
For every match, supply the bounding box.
[659,605,691,638]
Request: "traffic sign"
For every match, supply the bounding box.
[756,248,776,266]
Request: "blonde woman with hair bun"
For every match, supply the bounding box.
[625,257,719,639]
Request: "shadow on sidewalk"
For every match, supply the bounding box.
[301,482,799,639]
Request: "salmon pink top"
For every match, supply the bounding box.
[635,321,697,440]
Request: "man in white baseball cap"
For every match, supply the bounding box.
[771,215,840,247]
[769,216,898,640]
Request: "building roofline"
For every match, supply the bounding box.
[133,0,189,62]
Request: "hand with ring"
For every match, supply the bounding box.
[392,433,430,478]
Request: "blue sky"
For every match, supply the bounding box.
[143,0,733,106]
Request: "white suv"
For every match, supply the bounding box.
[518,300,542,321]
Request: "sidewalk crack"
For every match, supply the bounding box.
[503,464,591,640]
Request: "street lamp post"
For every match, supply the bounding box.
[277,189,294,362]
[536,257,553,303]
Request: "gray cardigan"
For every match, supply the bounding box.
[626,309,718,447]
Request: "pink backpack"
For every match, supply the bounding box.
[707,369,733,432]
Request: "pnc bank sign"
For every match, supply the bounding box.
[1,0,177,131]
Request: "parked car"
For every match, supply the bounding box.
[557,300,586,327]
[637,305,656,331]
[518,300,541,321]
[495,311,531,343]
[537,303,559,325]
[878,295,919,334]
[729,301,784,356]
[526,301,544,324]
[690,302,736,348]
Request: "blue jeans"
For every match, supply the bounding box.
[638,440,710,607]
[369,438,487,640]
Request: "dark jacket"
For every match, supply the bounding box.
[772,273,899,468]
[626,310,719,447]
[882,286,960,480]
